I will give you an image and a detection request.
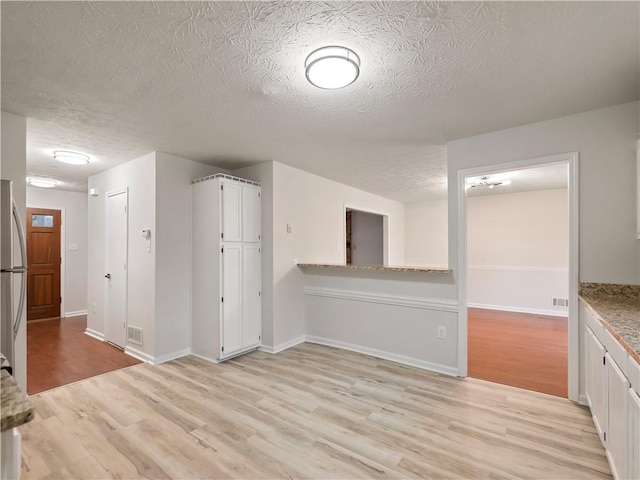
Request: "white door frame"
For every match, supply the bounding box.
[457,152,580,402]
[105,188,128,347]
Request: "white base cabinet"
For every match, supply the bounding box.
[582,299,640,480]
[192,174,261,362]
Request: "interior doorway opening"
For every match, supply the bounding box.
[458,153,579,401]
[344,207,388,266]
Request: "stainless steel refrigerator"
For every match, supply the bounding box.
[1,179,27,372]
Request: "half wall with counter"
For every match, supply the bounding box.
[298,263,459,376]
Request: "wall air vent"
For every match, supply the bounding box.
[127,326,143,346]
[552,297,569,308]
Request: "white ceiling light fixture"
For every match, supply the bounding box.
[466,176,512,189]
[27,176,57,188]
[305,46,360,89]
[53,150,90,165]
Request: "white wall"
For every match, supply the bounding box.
[87,152,157,357]
[448,101,640,395]
[233,161,406,350]
[449,101,639,284]
[88,151,222,362]
[26,187,88,316]
[350,210,384,265]
[467,189,568,315]
[271,162,405,348]
[405,198,448,267]
[154,152,221,360]
[1,111,27,389]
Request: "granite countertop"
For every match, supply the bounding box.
[1,369,34,431]
[580,283,640,363]
[297,263,452,274]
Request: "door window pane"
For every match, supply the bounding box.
[32,214,53,227]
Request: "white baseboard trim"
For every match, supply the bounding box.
[152,348,191,365]
[84,328,104,341]
[124,346,153,364]
[189,352,220,364]
[65,310,87,318]
[305,335,458,377]
[259,335,306,355]
[468,303,568,318]
[304,287,458,313]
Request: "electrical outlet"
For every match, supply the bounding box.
[293,258,298,267]
[336,240,342,251]
[437,325,447,339]
[286,223,292,233]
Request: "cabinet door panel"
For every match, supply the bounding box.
[586,327,607,444]
[628,388,640,480]
[606,352,629,480]
[242,187,261,242]
[222,244,243,356]
[222,182,242,242]
[242,245,261,347]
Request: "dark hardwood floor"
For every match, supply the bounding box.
[27,315,141,395]
[468,307,568,398]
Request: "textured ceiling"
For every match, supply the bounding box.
[2,1,638,201]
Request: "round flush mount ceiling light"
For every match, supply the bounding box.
[53,150,90,165]
[27,177,57,188]
[305,46,360,89]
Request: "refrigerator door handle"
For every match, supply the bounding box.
[12,200,27,339]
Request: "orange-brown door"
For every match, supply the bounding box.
[26,208,61,320]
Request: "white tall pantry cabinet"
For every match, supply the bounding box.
[192,174,261,362]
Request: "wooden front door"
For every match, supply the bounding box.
[26,208,61,320]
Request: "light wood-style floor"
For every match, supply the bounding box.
[20,343,610,479]
[468,308,568,398]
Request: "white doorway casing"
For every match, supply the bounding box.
[105,188,128,348]
[457,152,580,402]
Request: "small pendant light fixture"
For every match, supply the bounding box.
[305,46,360,89]
[53,150,90,165]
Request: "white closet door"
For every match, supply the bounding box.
[242,187,261,242]
[242,244,261,347]
[222,182,242,242]
[222,244,243,356]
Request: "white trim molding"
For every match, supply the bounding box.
[124,346,153,364]
[65,310,88,318]
[306,336,459,377]
[151,348,191,365]
[124,347,191,365]
[303,287,458,313]
[84,328,104,341]
[259,335,306,355]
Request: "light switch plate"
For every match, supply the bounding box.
[68,243,78,251]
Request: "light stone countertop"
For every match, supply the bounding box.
[297,263,452,274]
[1,369,34,431]
[579,283,640,364]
